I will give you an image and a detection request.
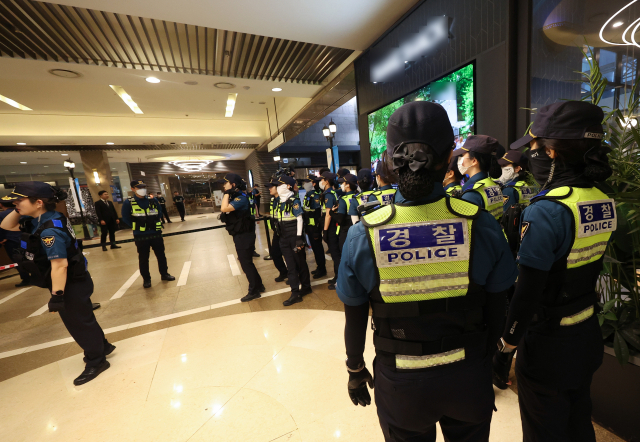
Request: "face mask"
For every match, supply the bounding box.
[528,149,554,186]
[136,188,147,197]
[340,183,347,193]
[457,157,470,176]
[319,181,326,191]
[277,184,293,200]
[303,182,314,192]
[497,166,517,184]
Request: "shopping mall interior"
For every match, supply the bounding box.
[1,0,639,441]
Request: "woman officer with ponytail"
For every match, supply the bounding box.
[337,102,517,441]
[0,182,114,385]
[457,135,505,220]
[493,101,616,442]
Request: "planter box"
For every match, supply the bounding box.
[591,347,640,441]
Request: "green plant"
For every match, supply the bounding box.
[577,44,640,365]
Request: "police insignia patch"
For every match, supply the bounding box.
[234,197,241,201]
[503,196,509,203]
[521,221,530,240]
[293,204,299,210]
[42,236,55,248]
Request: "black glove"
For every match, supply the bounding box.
[322,230,329,243]
[295,236,305,251]
[48,291,65,313]
[348,367,374,407]
[492,349,515,390]
[224,188,236,196]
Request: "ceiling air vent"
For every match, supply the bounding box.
[214,82,236,89]
[49,69,82,79]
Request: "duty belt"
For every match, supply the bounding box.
[533,294,596,326]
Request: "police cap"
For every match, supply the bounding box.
[498,150,528,168]
[337,168,350,178]
[275,175,296,186]
[130,180,146,188]
[356,168,373,183]
[460,135,501,155]
[321,171,337,181]
[386,101,454,156]
[510,101,604,150]
[214,173,243,186]
[1,181,55,201]
[337,173,358,185]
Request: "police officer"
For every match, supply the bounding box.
[456,135,505,220]
[493,101,615,442]
[335,173,358,249]
[122,181,175,288]
[369,150,397,205]
[353,169,376,208]
[0,200,30,286]
[443,155,463,196]
[320,171,340,290]
[173,191,186,221]
[496,150,537,212]
[252,184,262,217]
[265,182,288,282]
[156,192,172,223]
[0,182,115,385]
[274,175,311,306]
[337,102,517,441]
[335,168,350,198]
[302,175,326,278]
[218,173,264,302]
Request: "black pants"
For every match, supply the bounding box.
[100,219,118,246]
[233,231,263,294]
[254,197,261,216]
[338,224,351,251]
[306,225,326,271]
[3,241,29,282]
[160,205,171,223]
[279,234,311,296]
[135,234,168,280]
[271,233,288,275]
[176,204,185,220]
[58,273,110,367]
[325,221,341,277]
[375,357,494,442]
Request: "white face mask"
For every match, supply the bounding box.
[303,182,314,192]
[497,166,517,184]
[340,183,347,193]
[319,181,327,191]
[135,188,147,197]
[277,184,293,200]
[457,157,470,176]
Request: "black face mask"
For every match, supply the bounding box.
[527,149,553,186]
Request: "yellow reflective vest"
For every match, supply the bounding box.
[129,197,162,232]
[464,177,503,220]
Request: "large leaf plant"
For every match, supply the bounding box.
[578,45,640,365]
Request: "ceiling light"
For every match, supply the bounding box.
[168,160,214,171]
[0,94,32,111]
[600,1,638,46]
[106,142,114,145]
[17,142,26,145]
[613,21,625,28]
[181,142,187,145]
[273,156,281,161]
[272,88,282,92]
[214,82,236,89]
[225,93,238,118]
[146,77,160,83]
[109,85,143,114]
[20,161,27,164]
[61,154,68,156]
[241,141,246,144]
[44,166,48,168]
[184,81,198,86]
[93,171,101,184]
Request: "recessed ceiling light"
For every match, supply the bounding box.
[61,154,68,156]
[10,172,15,173]
[109,85,143,114]
[225,93,238,118]
[184,81,198,86]
[20,161,26,164]
[0,94,32,111]
[241,141,246,144]
[146,77,160,83]
[106,142,114,145]
[44,166,48,168]
[181,142,187,145]
[613,21,624,28]
[17,142,26,145]
[272,87,282,92]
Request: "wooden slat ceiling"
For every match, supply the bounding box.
[0,144,259,152]
[0,0,354,84]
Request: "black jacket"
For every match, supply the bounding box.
[94,199,119,222]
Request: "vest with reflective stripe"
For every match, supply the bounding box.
[276,197,298,237]
[505,181,537,207]
[465,177,503,220]
[372,188,396,206]
[445,185,462,196]
[362,197,487,371]
[543,187,615,269]
[336,194,356,235]
[302,191,320,226]
[321,189,337,211]
[129,198,162,232]
[356,190,376,207]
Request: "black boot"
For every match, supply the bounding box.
[283,293,303,306]
[143,279,152,288]
[161,274,176,281]
[241,291,261,302]
[274,273,288,282]
[111,244,121,249]
[313,268,327,279]
[102,245,108,251]
[252,251,260,258]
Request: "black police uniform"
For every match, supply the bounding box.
[267,194,288,279]
[173,194,186,221]
[156,195,171,223]
[302,180,326,276]
[320,180,340,284]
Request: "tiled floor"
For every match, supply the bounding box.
[0,214,627,441]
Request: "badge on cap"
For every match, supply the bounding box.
[42,236,55,248]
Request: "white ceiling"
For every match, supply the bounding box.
[48,0,418,50]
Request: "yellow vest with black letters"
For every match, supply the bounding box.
[463,177,503,219]
[129,197,162,232]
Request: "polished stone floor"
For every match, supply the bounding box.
[0,215,625,441]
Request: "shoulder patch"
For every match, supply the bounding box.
[521,221,530,241]
[234,197,241,202]
[293,203,299,210]
[503,195,510,203]
[42,236,56,248]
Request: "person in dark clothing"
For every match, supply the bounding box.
[252,184,261,217]
[94,190,122,252]
[0,200,30,286]
[301,175,326,278]
[320,171,340,290]
[122,181,175,288]
[173,191,186,221]
[265,183,288,282]
[156,192,172,223]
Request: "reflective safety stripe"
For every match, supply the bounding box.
[396,348,465,369]
[380,273,469,302]
[309,218,315,226]
[560,305,594,326]
[567,241,609,265]
[471,178,503,220]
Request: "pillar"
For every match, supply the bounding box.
[79,150,122,217]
